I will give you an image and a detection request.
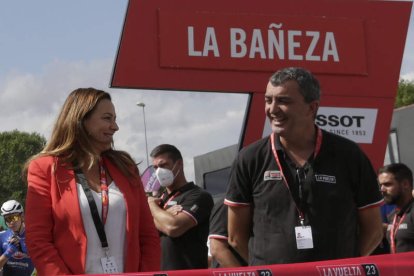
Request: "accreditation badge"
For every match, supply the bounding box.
[100,255,120,273]
[295,226,314,249]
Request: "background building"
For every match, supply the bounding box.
[385,103,414,171]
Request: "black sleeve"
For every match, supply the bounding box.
[209,196,228,237]
[181,189,214,224]
[225,151,254,205]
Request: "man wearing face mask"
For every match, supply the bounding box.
[147,144,214,270]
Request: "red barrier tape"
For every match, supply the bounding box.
[83,252,414,276]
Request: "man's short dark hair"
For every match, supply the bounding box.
[150,144,183,162]
[269,67,321,103]
[379,163,413,188]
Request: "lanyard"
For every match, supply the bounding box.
[389,199,413,254]
[390,212,406,254]
[270,128,322,225]
[75,161,110,249]
[160,191,182,209]
[99,160,109,225]
[159,183,194,209]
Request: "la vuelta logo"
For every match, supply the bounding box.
[316,263,380,276]
[187,23,339,62]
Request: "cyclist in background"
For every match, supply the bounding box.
[0,200,35,276]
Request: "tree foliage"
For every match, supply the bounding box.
[395,79,414,108]
[0,130,46,207]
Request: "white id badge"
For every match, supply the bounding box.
[100,256,120,273]
[295,226,314,249]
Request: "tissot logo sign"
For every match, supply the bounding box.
[262,106,377,144]
[315,107,378,144]
[158,11,367,74]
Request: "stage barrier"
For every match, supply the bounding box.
[82,251,414,276]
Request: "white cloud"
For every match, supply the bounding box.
[0,59,248,181]
[401,71,414,81]
[0,59,116,136]
[110,89,248,180]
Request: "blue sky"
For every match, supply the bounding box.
[0,1,125,77]
[0,1,413,180]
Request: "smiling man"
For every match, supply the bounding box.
[225,67,384,265]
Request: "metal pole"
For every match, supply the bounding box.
[137,102,149,167]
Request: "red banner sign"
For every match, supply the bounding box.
[77,251,414,275]
[111,0,412,171]
[159,11,367,75]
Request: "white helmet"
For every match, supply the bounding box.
[1,200,24,216]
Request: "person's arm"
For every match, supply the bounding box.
[0,242,18,269]
[227,205,251,262]
[147,197,196,237]
[137,186,161,272]
[25,159,72,275]
[165,204,183,216]
[210,238,243,267]
[358,206,383,256]
[0,254,7,270]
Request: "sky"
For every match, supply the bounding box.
[1,1,413,182]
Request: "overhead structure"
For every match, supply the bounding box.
[111,0,412,170]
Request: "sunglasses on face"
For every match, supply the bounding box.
[4,214,21,224]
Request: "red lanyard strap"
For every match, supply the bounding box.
[390,199,414,253]
[390,212,406,254]
[270,128,322,224]
[159,182,194,209]
[99,160,109,225]
[161,192,181,209]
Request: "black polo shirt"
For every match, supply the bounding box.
[386,199,414,253]
[225,128,383,265]
[208,194,248,268]
[160,182,214,270]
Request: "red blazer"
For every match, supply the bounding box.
[25,156,160,275]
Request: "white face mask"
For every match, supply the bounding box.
[155,163,179,187]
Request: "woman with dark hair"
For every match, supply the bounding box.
[24,88,160,275]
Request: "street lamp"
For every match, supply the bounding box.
[136,102,149,168]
